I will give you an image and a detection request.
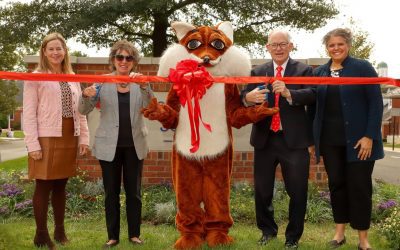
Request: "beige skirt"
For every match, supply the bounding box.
[28,118,78,180]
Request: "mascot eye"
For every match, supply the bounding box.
[187,40,202,50]
[210,39,225,50]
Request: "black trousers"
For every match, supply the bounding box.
[99,146,143,240]
[321,144,374,230]
[254,132,309,241]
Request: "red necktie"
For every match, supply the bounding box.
[270,65,282,132]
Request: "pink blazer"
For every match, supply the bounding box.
[23,77,89,152]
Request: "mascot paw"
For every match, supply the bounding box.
[141,98,163,120]
[174,234,204,249]
[205,231,234,248]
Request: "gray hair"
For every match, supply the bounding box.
[267,29,292,44]
[108,40,140,71]
[322,28,352,47]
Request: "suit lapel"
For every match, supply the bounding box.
[265,61,274,107]
[110,84,119,124]
[284,58,295,77]
[129,84,136,126]
[265,61,274,78]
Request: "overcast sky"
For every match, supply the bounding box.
[2,0,400,78]
[289,0,400,78]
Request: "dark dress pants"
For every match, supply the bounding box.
[254,132,309,242]
[321,144,374,230]
[100,146,143,240]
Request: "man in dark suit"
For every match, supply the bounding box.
[241,30,315,249]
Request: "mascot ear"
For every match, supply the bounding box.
[216,21,233,43]
[171,21,196,41]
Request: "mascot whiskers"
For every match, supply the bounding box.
[142,21,278,249]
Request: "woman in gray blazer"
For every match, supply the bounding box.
[79,40,153,248]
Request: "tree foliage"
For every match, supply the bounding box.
[0,80,19,116]
[348,19,374,60]
[0,0,338,59]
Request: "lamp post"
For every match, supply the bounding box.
[393,117,397,151]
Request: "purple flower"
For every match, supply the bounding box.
[0,183,23,197]
[0,206,9,214]
[378,199,398,210]
[15,199,33,210]
[319,191,331,202]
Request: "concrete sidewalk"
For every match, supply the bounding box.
[373,149,400,185]
[384,146,400,152]
[0,138,27,162]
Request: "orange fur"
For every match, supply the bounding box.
[178,25,232,65]
[142,21,277,249]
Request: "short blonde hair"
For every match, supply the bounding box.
[108,40,140,72]
[322,28,353,47]
[36,32,73,74]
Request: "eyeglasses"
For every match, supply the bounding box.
[268,42,289,50]
[114,54,135,62]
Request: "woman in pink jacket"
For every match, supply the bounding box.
[23,32,89,249]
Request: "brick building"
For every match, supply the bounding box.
[23,56,332,186]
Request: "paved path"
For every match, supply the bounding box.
[0,138,27,162]
[373,148,400,185]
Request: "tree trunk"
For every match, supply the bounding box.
[151,14,169,57]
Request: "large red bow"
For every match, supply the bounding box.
[169,59,214,153]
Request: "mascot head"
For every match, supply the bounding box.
[158,21,251,77]
[172,21,233,67]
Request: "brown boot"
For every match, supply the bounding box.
[34,229,56,250]
[54,225,69,245]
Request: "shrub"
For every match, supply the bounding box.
[142,183,176,223]
[378,207,400,249]
[154,201,176,224]
[65,176,104,218]
[371,180,400,223]
[305,184,332,223]
[0,182,33,218]
[231,182,255,223]
[82,178,104,197]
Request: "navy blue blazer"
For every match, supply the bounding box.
[241,58,315,149]
[313,56,384,162]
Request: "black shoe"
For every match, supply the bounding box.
[102,240,119,249]
[258,234,277,245]
[129,237,144,245]
[285,239,299,249]
[328,236,346,249]
[358,244,372,250]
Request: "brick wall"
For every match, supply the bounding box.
[10,107,23,130]
[24,56,329,185]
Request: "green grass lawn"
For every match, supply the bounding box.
[383,142,400,148]
[0,218,390,249]
[0,156,27,172]
[0,130,24,138]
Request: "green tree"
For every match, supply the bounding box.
[348,19,374,60]
[0,80,19,116]
[70,51,88,57]
[0,0,338,58]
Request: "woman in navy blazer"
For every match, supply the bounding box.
[313,28,383,250]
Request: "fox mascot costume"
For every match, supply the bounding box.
[142,21,278,249]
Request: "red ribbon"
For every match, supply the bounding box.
[168,59,214,153]
[0,70,399,86]
[2,67,399,154]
